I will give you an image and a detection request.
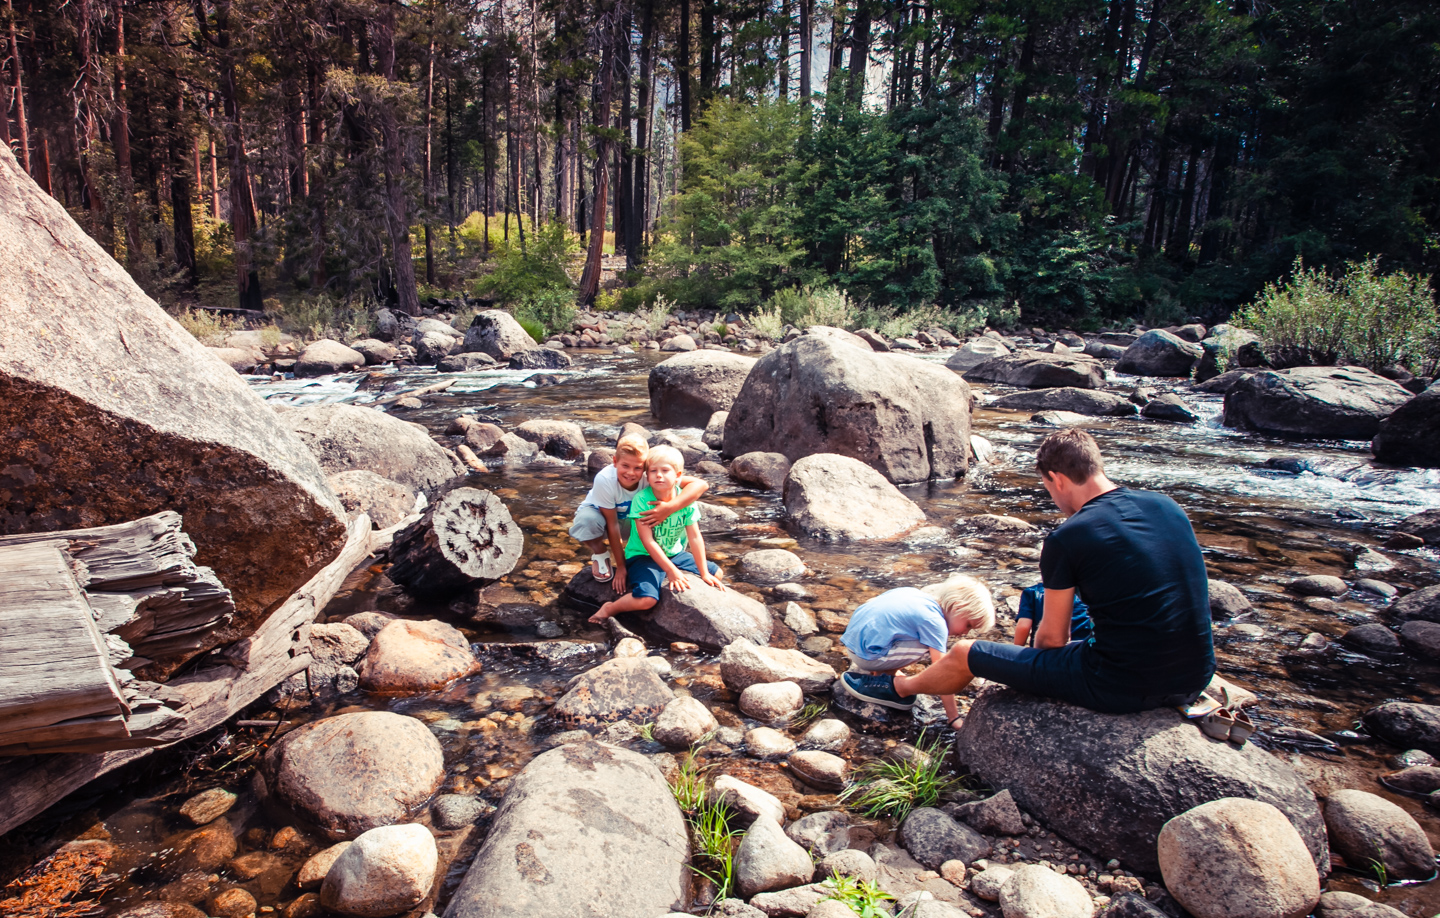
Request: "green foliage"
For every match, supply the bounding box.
[174,308,244,346]
[839,730,960,822]
[765,285,856,329]
[635,296,676,335]
[667,753,741,904]
[669,752,708,815]
[790,701,831,732]
[262,295,371,343]
[820,875,896,918]
[473,221,581,337]
[750,304,785,339]
[650,98,809,311]
[1235,258,1439,372]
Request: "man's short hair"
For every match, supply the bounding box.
[1036,428,1104,483]
[615,434,649,461]
[645,444,685,474]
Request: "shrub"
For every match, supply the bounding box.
[175,308,243,346]
[473,220,580,337]
[750,304,785,339]
[765,284,856,329]
[1236,257,1438,372]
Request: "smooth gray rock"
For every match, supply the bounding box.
[710,774,786,828]
[1372,385,1440,468]
[1323,789,1437,880]
[949,789,1026,836]
[785,811,851,857]
[963,353,1106,390]
[507,346,571,369]
[515,419,587,460]
[1397,509,1440,544]
[1400,620,1440,659]
[652,695,719,748]
[997,864,1094,918]
[1315,891,1410,918]
[723,336,972,484]
[991,387,1138,417]
[442,740,689,918]
[552,657,675,729]
[788,751,849,790]
[735,813,816,898]
[1141,392,1200,422]
[436,351,496,372]
[1222,367,1413,440]
[720,640,836,693]
[783,454,926,540]
[327,470,416,529]
[261,711,446,841]
[1207,580,1251,619]
[296,339,366,376]
[1290,574,1349,597]
[432,794,495,829]
[1116,329,1202,378]
[748,885,829,917]
[562,569,772,650]
[897,807,991,870]
[1392,584,1440,623]
[280,402,465,491]
[462,310,538,360]
[740,549,808,584]
[739,681,804,723]
[321,824,437,918]
[731,451,794,490]
[648,350,758,428]
[817,849,877,884]
[946,337,1012,372]
[1341,623,1402,656]
[800,719,850,753]
[955,688,1329,874]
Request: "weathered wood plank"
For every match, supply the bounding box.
[0,543,126,736]
[0,512,196,591]
[0,513,381,836]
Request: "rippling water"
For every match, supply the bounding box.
[5,348,1436,915]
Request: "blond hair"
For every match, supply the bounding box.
[922,574,996,635]
[645,444,685,474]
[615,433,650,461]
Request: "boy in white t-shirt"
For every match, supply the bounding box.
[569,433,708,593]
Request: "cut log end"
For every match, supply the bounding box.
[387,487,522,598]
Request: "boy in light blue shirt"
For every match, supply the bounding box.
[840,575,996,728]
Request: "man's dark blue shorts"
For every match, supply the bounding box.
[626,552,720,601]
[967,640,1203,714]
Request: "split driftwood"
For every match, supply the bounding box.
[0,512,390,837]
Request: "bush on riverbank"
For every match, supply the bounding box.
[1237,258,1439,373]
[472,221,580,338]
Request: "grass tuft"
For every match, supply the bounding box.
[838,729,959,822]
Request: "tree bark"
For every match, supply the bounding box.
[578,19,614,306]
[798,0,811,108]
[679,0,692,130]
[74,0,110,252]
[212,1,263,309]
[170,93,197,284]
[6,0,28,174]
[375,0,420,315]
[846,0,870,105]
[631,0,655,263]
[386,488,523,600]
[423,38,436,285]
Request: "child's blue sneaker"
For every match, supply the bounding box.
[841,672,916,711]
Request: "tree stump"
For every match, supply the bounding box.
[386,488,523,599]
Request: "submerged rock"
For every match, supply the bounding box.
[1222,367,1412,440]
[955,688,1328,874]
[1157,798,1320,918]
[723,335,972,484]
[261,711,445,840]
[443,740,688,918]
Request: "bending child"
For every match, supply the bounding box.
[588,446,724,624]
[569,433,708,593]
[1013,583,1093,646]
[839,575,996,730]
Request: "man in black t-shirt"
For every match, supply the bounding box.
[846,428,1215,715]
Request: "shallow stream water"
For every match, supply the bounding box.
[4,347,1438,916]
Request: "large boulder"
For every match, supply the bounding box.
[1372,385,1440,467]
[552,657,675,728]
[962,353,1106,390]
[462,310,538,360]
[320,824,438,918]
[411,328,459,364]
[990,388,1138,417]
[296,339,366,377]
[0,143,347,632]
[649,350,759,428]
[722,336,971,484]
[209,346,264,374]
[327,470,416,529]
[955,688,1328,874]
[783,454,926,540]
[261,711,446,840]
[946,337,1011,373]
[561,570,772,649]
[279,403,465,491]
[515,419,587,460]
[357,619,481,694]
[1222,367,1413,440]
[443,740,689,918]
[1157,798,1320,918]
[1397,509,1440,544]
[1115,330,1203,378]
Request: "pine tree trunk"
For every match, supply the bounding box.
[578,25,614,305]
[214,2,263,309]
[376,1,419,315]
[6,0,29,174]
[679,0,692,130]
[798,0,811,108]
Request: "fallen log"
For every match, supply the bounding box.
[0,512,382,837]
[386,487,522,599]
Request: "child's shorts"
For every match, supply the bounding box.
[626,552,720,601]
[568,505,629,543]
[843,640,931,672]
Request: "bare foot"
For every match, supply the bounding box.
[588,603,616,624]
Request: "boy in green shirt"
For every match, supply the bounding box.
[588,446,724,624]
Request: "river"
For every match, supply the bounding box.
[3,347,1437,916]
